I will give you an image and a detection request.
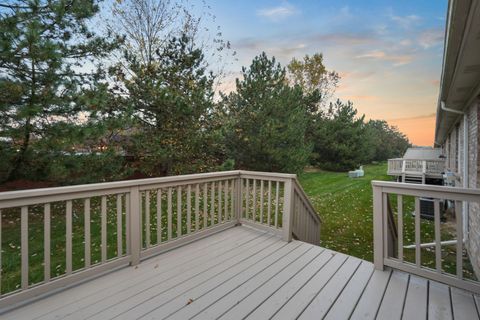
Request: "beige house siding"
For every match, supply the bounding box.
[441,101,480,278]
[466,102,480,277]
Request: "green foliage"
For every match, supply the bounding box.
[365,119,411,161]
[116,33,219,176]
[308,100,410,172]
[0,0,123,183]
[222,53,312,174]
[311,99,371,171]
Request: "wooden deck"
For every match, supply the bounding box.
[2,225,479,320]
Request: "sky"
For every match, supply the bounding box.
[202,0,448,146]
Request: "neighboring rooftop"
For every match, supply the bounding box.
[402,147,444,160]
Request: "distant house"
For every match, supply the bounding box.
[433,0,480,279]
[387,147,445,184]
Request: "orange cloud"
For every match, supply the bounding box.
[387,113,436,146]
[343,95,379,101]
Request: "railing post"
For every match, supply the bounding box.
[129,186,141,266]
[373,184,384,270]
[235,174,243,225]
[283,178,295,242]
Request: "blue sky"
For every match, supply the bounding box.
[204,0,448,145]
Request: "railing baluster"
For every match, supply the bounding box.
[455,201,463,278]
[21,206,28,290]
[66,200,72,275]
[129,186,141,266]
[224,180,228,221]
[44,204,50,282]
[282,179,294,242]
[203,183,208,229]
[210,182,215,225]
[434,199,441,272]
[397,195,403,262]
[218,181,222,224]
[245,179,250,219]
[415,197,421,267]
[167,187,172,241]
[187,185,191,234]
[275,181,279,228]
[157,189,162,244]
[195,184,200,231]
[101,196,107,263]
[145,191,150,248]
[260,180,264,224]
[372,185,384,270]
[85,198,91,267]
[230,179,234,220]
[116,194,123,257]
[252,179,257,222]
[125,195,131,256]
[267,181,272,226]
[304,204,308,240]
[177,186,182,237]
[383,193,388,259]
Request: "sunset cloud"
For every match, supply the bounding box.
[257,2,298,21]
[418,28,444,48]
[389,13,421,29]
[355,50,414,66]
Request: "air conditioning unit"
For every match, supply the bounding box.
[414,198,446,221]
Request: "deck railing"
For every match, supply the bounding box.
[0,170,320,308]
[387,158,445,176]
[372,181,480,294]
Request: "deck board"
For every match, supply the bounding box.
[2,225,479,320]
[350,268,392,320]
[298,256,362,319]
[428,280,453,320]
[402,275,428,320]
[451,287,479,320]
[323,261,374,320]
[376,270,409,320]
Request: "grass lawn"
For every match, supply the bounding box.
[299,162,475,280]
[299,163,389,262]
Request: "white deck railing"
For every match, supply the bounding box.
[387,158,445,176]
[0,170,320,308]
[372,181,480,294]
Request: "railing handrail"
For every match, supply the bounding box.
[388,158,445,162]
[372,180,480,196]
[0,170,301,203]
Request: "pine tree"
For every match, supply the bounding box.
[223,52,312,174]
[116,33,217,175]
[0,0,121,182]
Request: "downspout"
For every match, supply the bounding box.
[440,101,468,241]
